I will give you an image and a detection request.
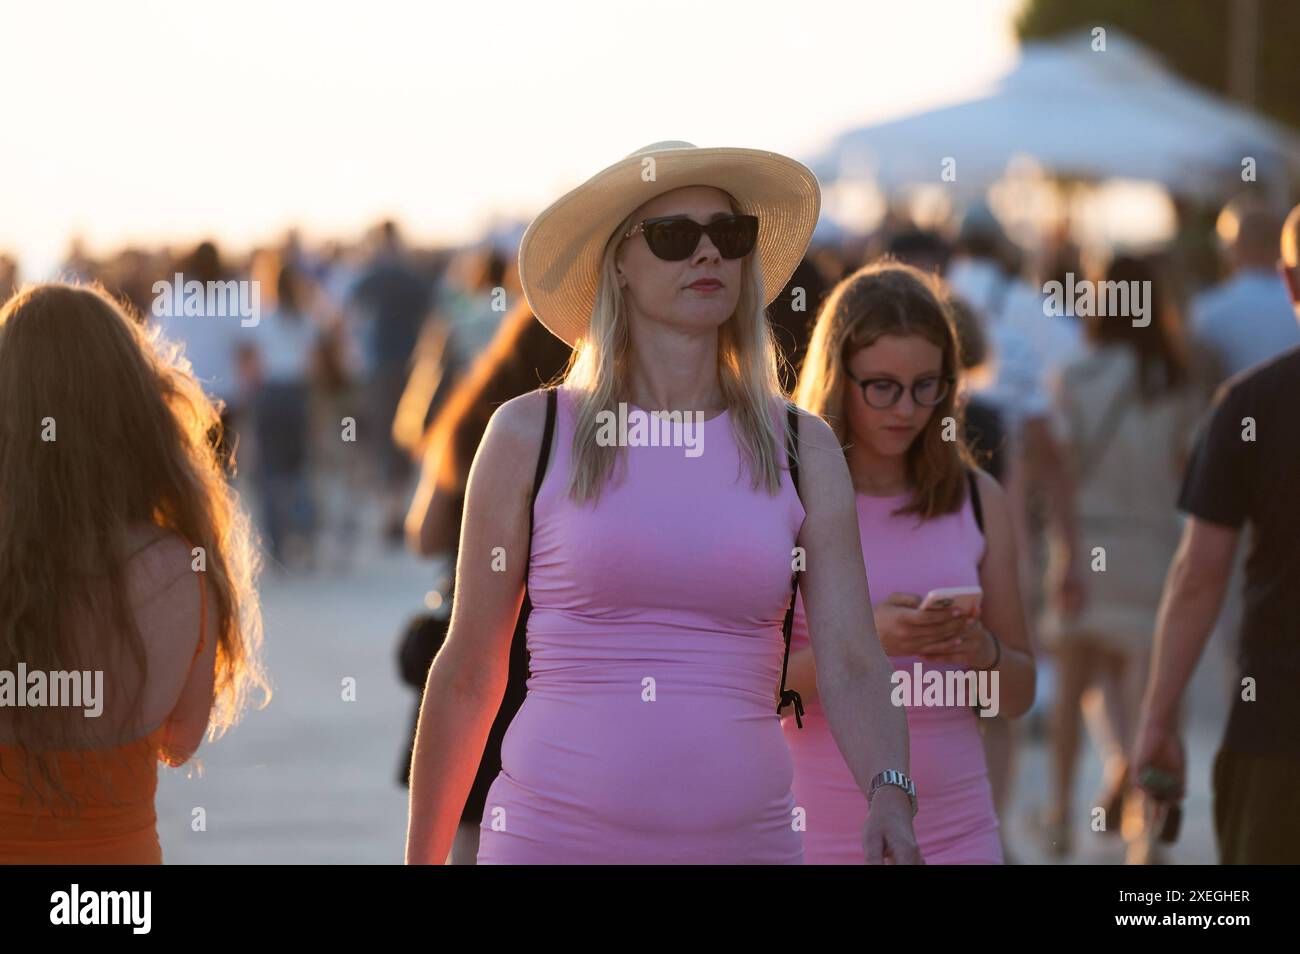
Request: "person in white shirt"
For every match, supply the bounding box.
[946,207,1083,434]
[945,202,1080,863]
[150,241,249,472]
[243,256,323,570]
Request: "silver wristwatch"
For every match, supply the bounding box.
[867,769,918,817]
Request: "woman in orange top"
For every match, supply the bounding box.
[0,283,269,864]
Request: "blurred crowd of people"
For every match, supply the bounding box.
[2,189,1296,865]
[1,223,515,574]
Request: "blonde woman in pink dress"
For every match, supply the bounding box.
[404,142,921,864]
[786,262,1037,863]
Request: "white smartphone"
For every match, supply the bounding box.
[919,586,983,615]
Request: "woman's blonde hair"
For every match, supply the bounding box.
[561,192,796,502]
[0,283,269,810]
[794,260,976,519]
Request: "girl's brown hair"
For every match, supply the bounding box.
[1086,255,1189,400]
[795,260,977,520]
[0,283,269,808]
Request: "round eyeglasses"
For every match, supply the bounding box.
[846,371,953,409]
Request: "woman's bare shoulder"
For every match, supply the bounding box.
[470,388,558,493]
[788,409,853,510]
[123,524,195,573]
[971,466,1009,512]
[789,406,837,442]
[486,387,554,447]
[121,524,198,609]
[790,409,846,472]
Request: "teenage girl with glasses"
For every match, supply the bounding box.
[786,261,1036,863]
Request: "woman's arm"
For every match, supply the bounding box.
[157,573,219,767]
[795,413,920,863]
[403,390,545,864]
[124,533,217,767]
[921,470,1036,718]
[405,440,460,556]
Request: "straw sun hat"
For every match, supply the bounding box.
[518,141,821,346]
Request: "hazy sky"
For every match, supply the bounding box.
[0,0,1022,274]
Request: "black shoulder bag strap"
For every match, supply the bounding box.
[965,467,989,717]
[776,403,806,729]
[966,469,984,534]
[518,388,558,633]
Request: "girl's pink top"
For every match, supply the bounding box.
[476,386,806,863]
[782,488,1003,864]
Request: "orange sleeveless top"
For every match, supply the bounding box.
[0,571,208,865]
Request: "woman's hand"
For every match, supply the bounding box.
[917,617,997,670]
[862,786,924,864]
[874,592,977,657]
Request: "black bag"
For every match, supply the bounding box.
[398,613,450,689]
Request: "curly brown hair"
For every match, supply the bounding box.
[0,283,269,809]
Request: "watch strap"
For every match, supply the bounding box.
[868,769,918,817]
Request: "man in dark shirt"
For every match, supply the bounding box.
[1133,203,1300,863]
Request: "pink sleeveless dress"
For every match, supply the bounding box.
[476,386,806,863]
[781,489,1003,864]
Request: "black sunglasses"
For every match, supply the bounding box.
[623,214,759,261]
[846,371,954,409]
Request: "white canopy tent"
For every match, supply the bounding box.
[807,28,1300,204]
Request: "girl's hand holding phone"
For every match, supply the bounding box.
[873,592,978,657]
[918,617,998,669]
